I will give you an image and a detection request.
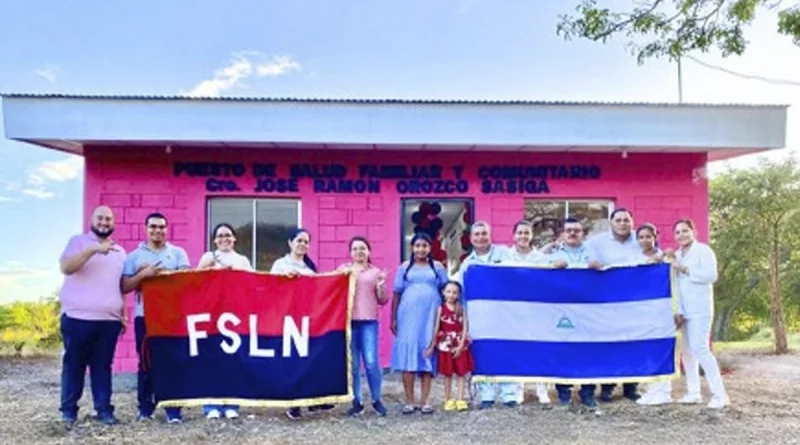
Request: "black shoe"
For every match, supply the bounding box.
[347,402,364,417]
[94,414,119,425]
[286,408,302,420]
[372,400,388,417]
[599,391,613,402]
[623,391,641,401]
[62,414,77,430]
[309,404,335,412]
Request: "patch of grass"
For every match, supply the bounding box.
[715,330,800,353]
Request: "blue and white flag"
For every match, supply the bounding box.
[464,263,678,384]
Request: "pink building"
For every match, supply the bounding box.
[1,94,787,373]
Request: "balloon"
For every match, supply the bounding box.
[418,218,430,229]
[411,212,421,224]
[430,203,442,215]
[414,226,428,234]
[433,251,447,262]
[419,202,432,215]
[430,218,443,232]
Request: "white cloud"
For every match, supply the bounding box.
[0,196,19,203]
[22,156,84,200]
[34,64,63,84]
[21,189,55,199]
[0,261,60,303]
[185,51,302,97]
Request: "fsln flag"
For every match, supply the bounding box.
[141,270,353,408]
[463,264,678,384]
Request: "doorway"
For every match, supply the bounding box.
[400,198,475,277]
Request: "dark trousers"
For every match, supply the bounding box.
[59,314,122,418]
[555,384,596,403]
[135,316,182,418]
[600,382,638,397]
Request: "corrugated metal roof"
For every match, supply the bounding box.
[0,92,788,108]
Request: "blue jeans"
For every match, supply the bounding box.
[555,384,597,403]
[600,383,638,397]
[351,320,382,404]
[478,382,519,404]
[135,317,182,419]
[59,314,122,418]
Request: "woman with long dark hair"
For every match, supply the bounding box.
[270,228,334,420]
[390,232,449,415]
[338,236,389,417]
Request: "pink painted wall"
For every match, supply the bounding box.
[79,146,709,373]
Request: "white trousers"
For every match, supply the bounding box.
[478,382,519,403]
[644,316,726,398]
[682,316,726,397]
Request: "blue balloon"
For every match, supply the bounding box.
[411,211,421,224]
[430,218,443,232]
[430,203,442,215]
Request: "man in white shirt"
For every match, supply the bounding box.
[458,222,520,408]
[585,208,642,402]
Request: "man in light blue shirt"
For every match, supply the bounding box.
[548,218,599,410]
[457,221,519,408]
[584,208,642,402]
[121,213,190,423]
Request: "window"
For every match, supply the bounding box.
[401,199,474,277]
[523,200,612,247]
[207,198,301,271]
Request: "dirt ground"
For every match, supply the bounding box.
[0,351,798,445]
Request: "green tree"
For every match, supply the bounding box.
[0,297,61,355]
[709,157,800,353]
[557,0,800,63]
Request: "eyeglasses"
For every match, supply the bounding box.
[216,233,233,238]
[564,228,582,234]
[148,224,166,230]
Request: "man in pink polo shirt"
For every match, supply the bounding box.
[58,205,127,428]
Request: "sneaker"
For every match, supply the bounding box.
[224,409,239,419]
[94,414,119,425]
[503,401,518,408]
[137,412,154,421]
[707,395,728,409]
[599,391,613,402]
[558,399,571,407]
[286,408,302,420]
[166,415,183,424]
[443,400,457,411]
[206,409,221,419]
[637,393,672,406]
[372,400,388,417]
[455,400,469,411]
[678,394,702,404]
[347,402,365,417]
[479,401,494,410]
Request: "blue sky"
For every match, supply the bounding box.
[1,0,798,303]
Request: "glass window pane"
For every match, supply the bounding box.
[255,199,300,271]
[523,200,566,248]
[208,199,254,266]
[568,201,611,236]
[401,199,473,277]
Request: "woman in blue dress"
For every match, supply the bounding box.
[391,232,449,415]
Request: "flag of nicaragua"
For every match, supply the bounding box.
[463,263,678,383]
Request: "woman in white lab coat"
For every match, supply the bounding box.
[671,219,728,409]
